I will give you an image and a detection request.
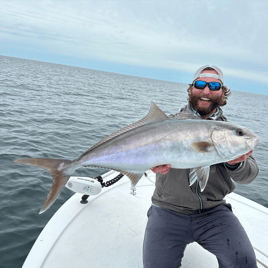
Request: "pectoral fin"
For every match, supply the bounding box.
[189,166,210,192]
[191,142,214,153]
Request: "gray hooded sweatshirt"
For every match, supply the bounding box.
[151,104,259,215]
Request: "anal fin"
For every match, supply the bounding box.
[85,164,144,187]
[120,171,144,187]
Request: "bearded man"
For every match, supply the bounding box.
[143,65,259,268]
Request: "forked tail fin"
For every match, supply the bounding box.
[13,158,74,213]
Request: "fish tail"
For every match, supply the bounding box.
[13,158,75,213]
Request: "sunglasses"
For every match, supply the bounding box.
[193,80,222,91]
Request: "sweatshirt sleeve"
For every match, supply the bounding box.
[225,155,259,184]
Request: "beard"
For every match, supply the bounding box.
[189,92,223,117]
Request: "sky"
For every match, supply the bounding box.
[1,0,268,95]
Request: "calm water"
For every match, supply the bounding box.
[1,55,268,268]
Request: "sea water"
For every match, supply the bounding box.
[1,55,267,268]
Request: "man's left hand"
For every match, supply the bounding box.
[226,150,253,166]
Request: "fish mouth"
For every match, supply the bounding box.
[246,135,260,150]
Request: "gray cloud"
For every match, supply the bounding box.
[1,0,268,86]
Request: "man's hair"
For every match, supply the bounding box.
[187,84,231,107]
[203,67,216,71]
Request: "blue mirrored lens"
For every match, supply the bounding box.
[195,81,207,89]
[194,81,221,91]
[209,82,221,90]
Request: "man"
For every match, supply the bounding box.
[143,65,259,268]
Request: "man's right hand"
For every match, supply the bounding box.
[151,164,171,174]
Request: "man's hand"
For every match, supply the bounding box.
[226,150,253,166]
[151,164,171,174]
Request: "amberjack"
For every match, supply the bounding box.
[14,102,259,213]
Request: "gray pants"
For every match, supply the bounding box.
[143,204,257,268]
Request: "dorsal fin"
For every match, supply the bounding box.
[79,102,169,159]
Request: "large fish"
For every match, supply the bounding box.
[14,102,259,213]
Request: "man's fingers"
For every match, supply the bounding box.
[246,150,253,157]
[151,164,171,174]
[227,150,254,165]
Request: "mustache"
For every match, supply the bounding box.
[192,93,222,101]
[189,93,224,105]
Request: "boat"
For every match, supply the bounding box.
[22,170,268,268]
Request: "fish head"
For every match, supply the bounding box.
[211,123,259,160]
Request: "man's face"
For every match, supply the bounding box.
[189,70,224,117]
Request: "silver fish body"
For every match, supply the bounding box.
[78,119,258,171]
[14,102,259,213]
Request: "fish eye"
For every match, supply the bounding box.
[235,129,244,136]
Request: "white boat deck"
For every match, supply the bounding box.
[22,171,268,268]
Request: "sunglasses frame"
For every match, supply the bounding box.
[193,80,222,91]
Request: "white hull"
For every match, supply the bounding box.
[22,171,268,268]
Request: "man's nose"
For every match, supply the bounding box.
[203,85,210,94]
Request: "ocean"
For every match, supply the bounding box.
[1,55,267,268]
